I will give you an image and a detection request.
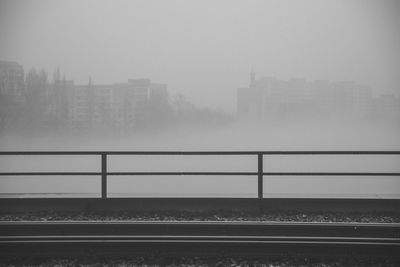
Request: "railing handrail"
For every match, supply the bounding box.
[1,151,400,155]
[1,151,399,199]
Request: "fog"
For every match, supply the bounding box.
[1,0,400,110]
[1,121,399,198]
[1,121,400,151]
[1,0,400,198]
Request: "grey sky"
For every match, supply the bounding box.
[1,0,399,111]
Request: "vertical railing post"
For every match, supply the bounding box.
[258,153,263,199]
[101,153,107,199]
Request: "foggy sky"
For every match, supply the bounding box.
[1,0,399,111]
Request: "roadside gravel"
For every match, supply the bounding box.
[0,256,398,267]
[1,210,399,223]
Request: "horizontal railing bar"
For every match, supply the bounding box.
[0,151,399,155]
[0,172,101,176]
[106,151,257,155]
[1,172,399,176]
[261,151,400,155]
[107,172,258,176]
[115,152,379,156]
[0,172,257,176]
[0,152,102,155]
[263,172,400,176]
[0,151,255,155]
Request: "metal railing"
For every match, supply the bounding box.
[0,151,399,199]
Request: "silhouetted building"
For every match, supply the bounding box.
[54,78,74,129]
[0,61,25,102]
[70,78,169,131]
[237,71,374,121]
[372,94,400,121]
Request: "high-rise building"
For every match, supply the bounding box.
[372,94,400,120]
[69,78,169,131]
[0,61,25,102]
[54,78,74,129]
[237,71,373,120]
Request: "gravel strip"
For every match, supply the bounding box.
[1,210,399,223]
[0,256,398,267]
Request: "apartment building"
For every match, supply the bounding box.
[0,61,25,102]
[237,71,374,121]
[70,79,168,131]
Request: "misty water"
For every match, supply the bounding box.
[1,121,399,198]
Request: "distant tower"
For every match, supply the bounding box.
[250,67,255,87]
[53,67,61,83]
[87,75,94,127]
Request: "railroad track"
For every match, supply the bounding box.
[0,221,399,258]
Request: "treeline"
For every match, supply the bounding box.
[0,68,233,135]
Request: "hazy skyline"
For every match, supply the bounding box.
[1,0,400,111]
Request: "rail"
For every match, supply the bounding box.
[0,221,399,258]
[0,151,399,199]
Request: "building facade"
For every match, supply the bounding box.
[69,78,169,132]
[237,71,376,121]
[0,61,25,102]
